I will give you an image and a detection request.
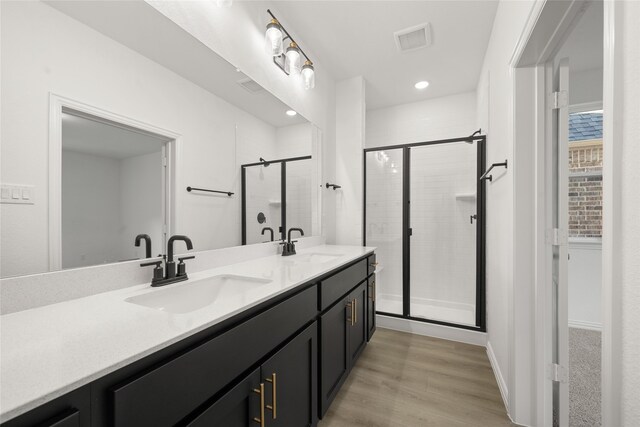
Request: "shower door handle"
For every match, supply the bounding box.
[470,214,477,224]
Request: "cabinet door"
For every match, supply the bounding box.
[185,368,262,427]
[261,322,318,427]
[367,274,377,342]
[348,282,367,366]
[319,298,350,417]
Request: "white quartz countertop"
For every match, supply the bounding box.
[0,244,374,422]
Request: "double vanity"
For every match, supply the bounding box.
[1,245,377,427]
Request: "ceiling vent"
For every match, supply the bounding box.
[394,23,432,53]
[236,77,265,93]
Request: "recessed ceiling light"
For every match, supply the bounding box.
[286,110,297,116]
[414,81,430,90]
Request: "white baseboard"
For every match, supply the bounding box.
[486,341,509,412]
[376,314,487,347]
[568,319,602,331]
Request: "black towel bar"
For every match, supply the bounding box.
[480,160,508,182]
[186,186,233,196]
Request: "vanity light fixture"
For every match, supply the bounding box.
[285,42,302,75]
[302,60,315,89]
[415,80,430,89]
[265,18,284,56]
[265,9,315,89]
[286,110,297,116]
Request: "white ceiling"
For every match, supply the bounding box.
[272,0,499,110]
[62,113,169,159]
[46,1,307,128]
[556,1,603,72]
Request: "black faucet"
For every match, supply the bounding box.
[166,235,193,279]
[140,234,194,287]
[134,234,152,258]
[282,228,304,256]
[262,227,275,242]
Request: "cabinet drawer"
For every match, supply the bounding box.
[111,285,317,427]
[319,259,367,310]
[1,387,89,427]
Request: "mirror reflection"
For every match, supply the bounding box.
[61,111,169,269]
[0,1,320,278]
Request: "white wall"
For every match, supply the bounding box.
[335,77,366,246]
[61,151,122,269]
[276,123,313,159]
[621,1,640,423]
[119,151,164,260]
[0,1,292,276]
[571,68,604,106]
[475,0,537,421]
[568,240,602,330]
[366,91,478,148]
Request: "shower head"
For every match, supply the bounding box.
[259,157,270,167]
[465,128,482,144]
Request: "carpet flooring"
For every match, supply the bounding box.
[569,327,601,427]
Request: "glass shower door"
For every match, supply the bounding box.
[365,149,404,315]
[409,142,478,326]
[243,162,282,245]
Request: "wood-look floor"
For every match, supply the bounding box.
[318,328,517,427]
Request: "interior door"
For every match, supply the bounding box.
[552,57,570,427]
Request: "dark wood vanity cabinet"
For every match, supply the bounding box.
[186,322,317,427]
[319,280,368,417]
[2,253,375,427]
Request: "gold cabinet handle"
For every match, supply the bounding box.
[370,281,376,302]
[346,301,354,326]
[354,298,357,324]
[266,373,277,419]
[253,383,265,427]
[373,281,376,302]
[370,262,379,267]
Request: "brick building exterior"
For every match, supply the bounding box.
[568,112,603,238]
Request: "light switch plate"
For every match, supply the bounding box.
[1,184,35,205]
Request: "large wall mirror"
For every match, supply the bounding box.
[0,1,322,278]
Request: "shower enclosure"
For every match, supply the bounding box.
[364,135,486,330]
[241,156,312,244]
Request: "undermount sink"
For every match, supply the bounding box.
[288,253,344,264]
[126,275,272,314]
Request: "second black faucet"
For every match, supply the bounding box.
[281,228,304,256]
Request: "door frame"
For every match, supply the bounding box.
[510,0,622,425]
[48,93,180,270]
[362,134,486,332]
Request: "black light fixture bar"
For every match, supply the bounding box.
[267,9,312,64]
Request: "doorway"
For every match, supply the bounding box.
[363,134,486,331]
[510,0,613,425]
